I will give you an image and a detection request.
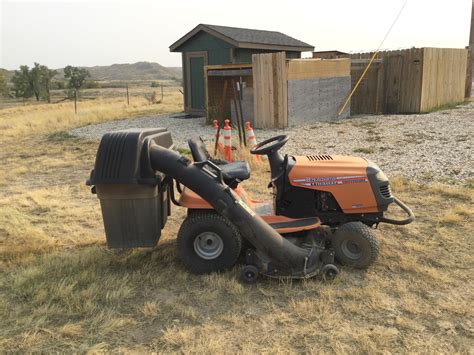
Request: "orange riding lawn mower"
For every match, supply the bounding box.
[87,128,414,283]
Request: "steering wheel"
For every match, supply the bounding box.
[250,135,289,155]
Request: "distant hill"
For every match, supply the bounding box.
[0,68,11,81]
[1,62,182,82]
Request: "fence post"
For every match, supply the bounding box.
[126,83,130,105]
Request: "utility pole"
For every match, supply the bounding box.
[126,83,130,105]
[467,0,474,98]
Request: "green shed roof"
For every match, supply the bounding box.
[170,24,314,52]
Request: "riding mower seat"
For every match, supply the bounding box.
[188,137,250,188]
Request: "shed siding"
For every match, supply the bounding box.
[235,49,301,63]
[208,49,230,65]
[176,31,231,65]
[181,54,188,108]
[175,31,231,51]
[178,31,233,113]
[285,51,301,59]
[236,49,271,63]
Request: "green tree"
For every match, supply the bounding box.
[0,71,9,97]
[29,63,43,100]
[50,81,66,90]
[64,66,90,97]
[12,65,34,99]
[39,66,57,102]
[11,63,56,101]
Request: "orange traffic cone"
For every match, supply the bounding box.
[245,121,261,161]
[223,119,233,162]
[213,119,224,155]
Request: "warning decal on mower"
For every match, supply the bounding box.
[236,199,256,217]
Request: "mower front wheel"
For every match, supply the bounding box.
[177,212,242,274]
[241,265,259,284]
[332,222,379,269]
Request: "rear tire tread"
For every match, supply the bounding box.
[177,212,242,274]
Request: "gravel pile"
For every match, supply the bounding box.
[70,103,473,184]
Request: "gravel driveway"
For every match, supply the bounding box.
[71,104,473,184]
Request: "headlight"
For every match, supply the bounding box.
[375,170,388,182]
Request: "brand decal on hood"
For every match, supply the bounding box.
[293,176,368,186]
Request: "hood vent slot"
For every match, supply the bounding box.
[306,155,333,161]
[379,184,392,198]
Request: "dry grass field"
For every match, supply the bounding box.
[0,81,180,110]
[0,92,473,353]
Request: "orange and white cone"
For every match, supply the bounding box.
[223,119,232,162]
[213,119,224,154]
[245,121,261,161]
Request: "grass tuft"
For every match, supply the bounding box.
[59,323,83,338]
[353,147,375,154]
[47,131,77,142]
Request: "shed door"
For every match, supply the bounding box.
[189,56,205,110]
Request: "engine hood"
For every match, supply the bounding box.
[288,155,378,213]
[289,155,370,186]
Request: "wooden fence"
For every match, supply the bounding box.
[287,58,350,80]
[420,48,468,111]
[350,48,468,114]
[252,52,287,128]
[350,59,384,114]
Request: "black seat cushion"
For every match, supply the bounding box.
[220,161,251,187]
[187,137,250,187]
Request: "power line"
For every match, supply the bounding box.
[338,0,409,116]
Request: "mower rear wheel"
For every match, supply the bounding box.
[332,222,379,269]
[177,212,242,274]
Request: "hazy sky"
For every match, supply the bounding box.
[0,0,472,70]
